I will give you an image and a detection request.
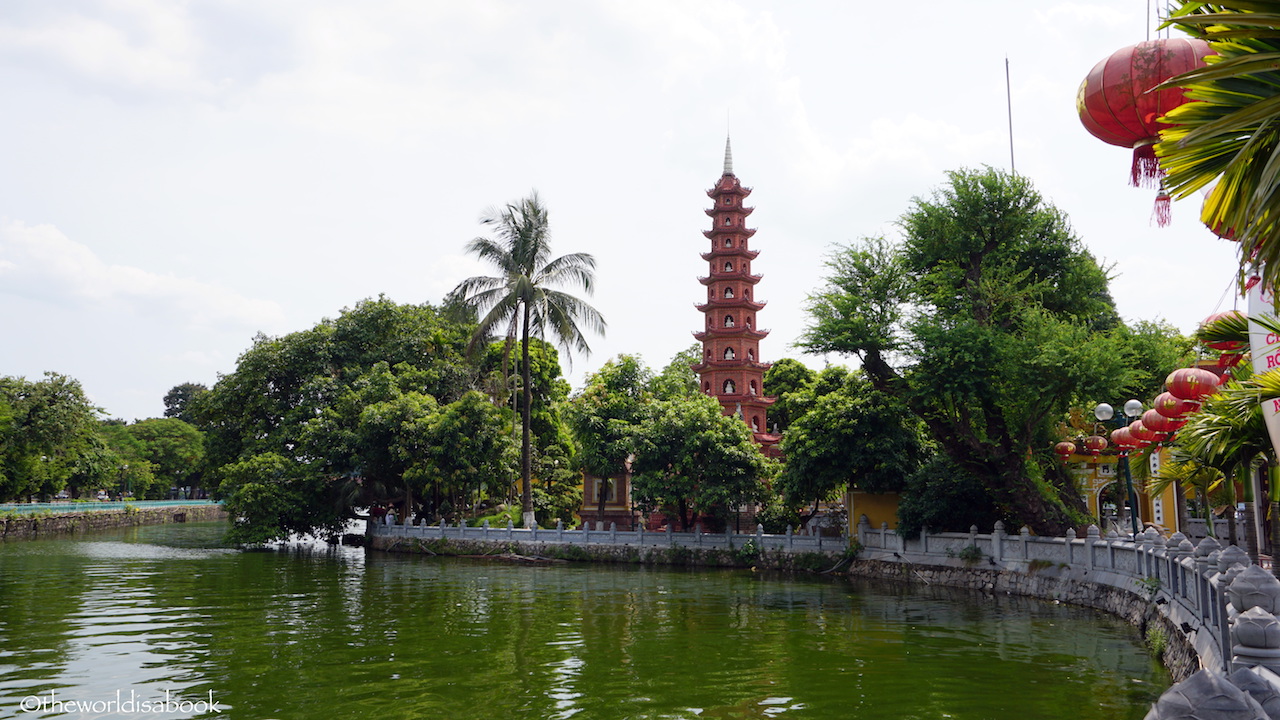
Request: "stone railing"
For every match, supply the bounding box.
[858,517,1233,672]
[370,518,844,554]
[856,517,1280,717]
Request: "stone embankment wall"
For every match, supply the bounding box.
[844,556,1200,681]
[368,533,848,572]
[1,504,228,541]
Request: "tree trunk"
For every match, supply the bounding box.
[1175,479,1189,536]
[596,477,609,524]
[520,303,535,529]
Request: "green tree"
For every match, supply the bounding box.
[0,373,104,501]
[96,421,160,498]
[163,383,209,424]
[566,355,651,523]
[196,297,489,541]
[451,192,606,528]
[1114,321,1195,401]
[800,168,1130,535]
[125,418,205,498]
[897,454,1013,536]
[777,372,925,524]
[420,391,518,520]
[761,358,817,433]
[630,393,772,531]
[649,344,702,401]
[481,338,573,457]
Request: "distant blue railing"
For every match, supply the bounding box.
[0,500,221,514]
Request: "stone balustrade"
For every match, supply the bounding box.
[370,517,842,553]
[853,516,1280,718]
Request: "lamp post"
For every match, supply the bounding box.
[1094,399,1145,536]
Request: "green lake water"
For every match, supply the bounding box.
[0,523,1167,719]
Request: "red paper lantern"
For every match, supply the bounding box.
[1077,38,1211,226]
[1077,38,1211,188]
[1142,408,1185,434]
[1083,435,1108,456]
[1111,427,1137,450]
[1055,441,1077,460]
[1129,421,1167,445]
[1166,367,1220,402]
[1154,391,1199,418]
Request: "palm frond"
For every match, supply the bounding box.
[1195,309,1250,346]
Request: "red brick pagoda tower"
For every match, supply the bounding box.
[692,138,780,454]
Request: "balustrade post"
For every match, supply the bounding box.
[1086,525,1099,571]
[557,519,564,542]
[992,521,1005,562]
[786,525,793,551]
[1021,526,1031,560]
[611,522,618,544]
[667,523,674,546]
[757,524,764,550]
[483,519,489,540]
[1065,528,1076,566]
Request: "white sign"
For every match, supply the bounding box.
[1247,275,1280,456]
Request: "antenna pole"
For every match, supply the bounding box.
[1006,57,1016,175]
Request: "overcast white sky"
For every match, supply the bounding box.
[0,1,1244,421]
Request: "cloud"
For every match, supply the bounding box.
[0,1,212,98]
[0,219,285,330]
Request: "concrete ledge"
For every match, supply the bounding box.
[1,504,228,541]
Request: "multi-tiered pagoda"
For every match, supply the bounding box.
[692,138,780,454]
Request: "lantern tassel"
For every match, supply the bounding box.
[1152,187,1172,227]
[1131,144,1163,188]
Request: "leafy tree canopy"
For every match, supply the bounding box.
[0,373,105,502]
[163,383,209,424]
[799,168,1153,535]
[194,296,538,543]
[630,392,773,531]
[777,370,926,521]
[762,358,817,433]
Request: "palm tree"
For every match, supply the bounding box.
[451,192,606,528]
[1156,3,1280,289]
[1149,452,1225,539]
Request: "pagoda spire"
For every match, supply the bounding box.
[723,135,734,176]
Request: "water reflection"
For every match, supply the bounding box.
[0,524,1166,719]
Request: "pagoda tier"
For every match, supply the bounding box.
[702,226,757,240]
[691,359,773,372]
[700,247,760,261]
[698,273,763,285]
[693,327,770,341]
[705,204,754,218]
[695,298,767,312]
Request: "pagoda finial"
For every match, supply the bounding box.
[723,135,734,176]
